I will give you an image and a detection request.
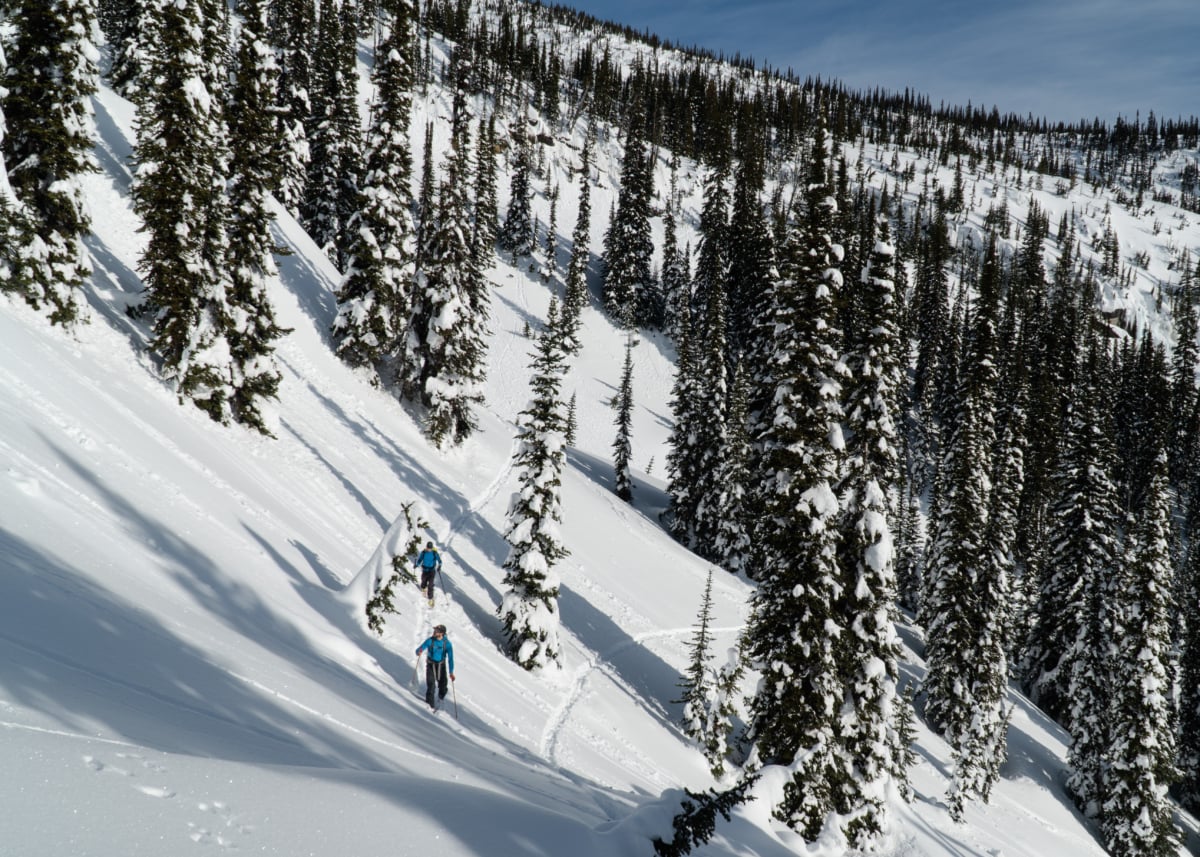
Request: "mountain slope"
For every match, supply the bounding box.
[2,25,1200,857]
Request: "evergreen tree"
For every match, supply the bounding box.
[331,0,417,380]
[836,216,908,840]
[613,336,635,502]
[498,120,535,260]
[690,160,729,333]
[660,164,690,343]
[0,41,30,298]
[471,112,499,267]
[710,363,752,575]
[746,128,848,840]
[415,120,435,270]
[922,234,1016,818]
[410,116,488,446]
[132,0,236,422]
[602,105,654,328]
[2,0,99,326]
[498,300,570,670]
[1038,340,1121,817]
[225,0,288,433]
[1178,504,1200,814]
[726,125,774,363]
[560,137,591,353]
[269,0,314,214]
[1103,452,1181,856]
[106,0,151,99]
[302,0,360,269]
[677,569,735,777]
[665,297,701,545]
[689,241,729,559]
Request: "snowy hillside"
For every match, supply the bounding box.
[4,10,1200,857]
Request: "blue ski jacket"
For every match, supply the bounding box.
[415,548,442,570]
[416,636,454,672]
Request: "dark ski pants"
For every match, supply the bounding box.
[420,568,436,600]
[425,658,449,707]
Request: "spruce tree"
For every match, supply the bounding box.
[471,112,499,267]
[665,297,701,544]
[746,128,848,840]
[836,216,907,840]
[0,42,30,298]
[726,126,774,363]
[613,336,635,502]
[677,569,734,777]
[408,114,488,446]
[1041,339,1121,816]
[689,247,729,560]
[498,120,535,260]
[710,363,752,575]
[1178,505,1200,814]
[498,300,570,670]
[132,0,236,422]
[602,105,653,329]
[331,0,417,379]
[2,0,99,326]
[270,0,314,214]
[1103,452,1181,857]
[560,137,591,353]
[226,0,288,433]
[922,234,1016,818]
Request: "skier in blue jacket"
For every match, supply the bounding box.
[415,624,455,709]
[413,541,442,605]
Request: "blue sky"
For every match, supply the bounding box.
[560,0,1198,124]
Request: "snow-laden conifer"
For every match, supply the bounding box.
[269,0,314,214]
[226,0,288,434]
[835,216,907,841]
[2,0,99,326]
[677,569,736,777]
[613,336,635,502]
[498,119,535,260]
[132,0,236,422]
[332,0,417,379]
[560,137,592,353]
[745,128,848,841]
[410,116,488,446]
[1102,452,1181,856]
[499,300,570,670]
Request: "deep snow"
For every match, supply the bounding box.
[3,20,1200,857]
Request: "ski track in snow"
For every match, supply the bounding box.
[539,623,744,769]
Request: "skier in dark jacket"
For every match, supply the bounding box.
[413,540,442,605]
[415,624,455,708]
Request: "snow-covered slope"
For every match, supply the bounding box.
[3,31,1200,857]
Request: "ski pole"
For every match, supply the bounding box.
[412,653,422,689]
[450,668,459,720]
[436,565,448,601]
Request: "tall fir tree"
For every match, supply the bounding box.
[746,127,848,840]
[836,216,908,841]
[1102,452,1181,857]
[498,300,570,670]
[613,336,635,502]
[710,362,752,575]
[676,569,735,777]
[2,0,99,326]
[922,233,1012,810]
[0,39,30,297]
[471,112,499,268]
[602,99,654,329]
[726,125,774,364]
[269,0,314,214]
[560,136,591,353]
[225,0,288,433]
[1178,501,1200,815]
[498,118,535,260]
[132,0,236,422]
[408,115,488,446]
[331,0,417,379]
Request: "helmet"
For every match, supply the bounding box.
[426,540,434,548]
